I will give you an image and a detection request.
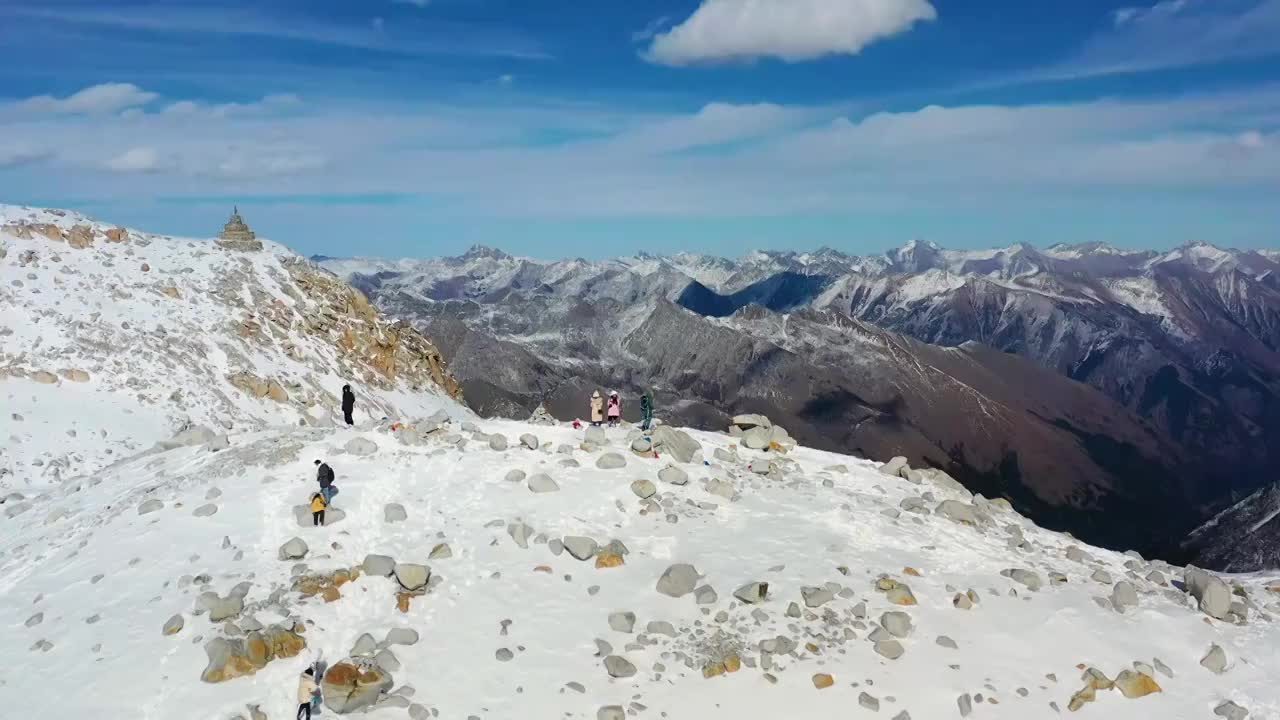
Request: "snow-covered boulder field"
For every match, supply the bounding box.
[3,412,1279,719]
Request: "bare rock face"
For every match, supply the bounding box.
[323,659,395,713]
[66,224,94,249]
[200,626,305,683]
[104,227,129,243]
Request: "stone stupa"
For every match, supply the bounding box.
[216,206,262,251]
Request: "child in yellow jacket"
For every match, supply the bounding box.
[309,492,327,527]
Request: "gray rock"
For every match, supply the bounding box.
[549,538,564,556]
[584,426,607,446]
[631,479,657,499]
[1214,701,1249,720]
[138,499,164,515]
[386,628,419,646]
[393,563,431,592]
[604,655,636,678]
[649,425,703,463]
[1090,569,1113,584]
[292,504,347,527]
[658,465,689,486]
[1065,546,1092,563]
[873,640,904,660]
[162,614,184,635]
[936,635,958,649]
[384,503,408,523]
[429,543,452,560]
[598,706,626,720]
[489,434,509,451]
[207,434,230,452]
[646,621,676,637]
[564,536,599,561]
[25,612,43,628]
[495,648,514,662]
[859,692,880,712]
[527,474,559,493]
[881,611,913,638]
[1111,581,1139,612]
[742,426,772,450]
[344,437,378,456]
[608,611,636,633]
[1153,657,1174,678]
[520,433,539,450]
[594,639,613,657]
[277,537,308,561]
[733,582,768,604]
[1185,568,1232,619]
[958,693,973,717]
[1004,568,1042,591]
[695,585,718,604]
[408,704,431,720]
[655,563,700,598]
[1200,643,1228,674]
[596,453,627,470]
[878,456,909,477]
[363,554,395,576]
[802,586,835,608]
[508,522,533,549]
[936,500,981,526]
[504,469,526,483]
[351,633,378,656]
[193,503,218,517]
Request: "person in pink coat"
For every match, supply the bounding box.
[606,390,621,428]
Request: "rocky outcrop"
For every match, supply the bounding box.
[200,626,306,683]
[322,659,394,713]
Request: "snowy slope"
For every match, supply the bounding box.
[3,412,1279,720]
[1,205,459,488]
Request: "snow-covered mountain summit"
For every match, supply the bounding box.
[1,205,459,487]
[3,409,1279,719]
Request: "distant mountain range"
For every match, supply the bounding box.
[319,239,1280,569]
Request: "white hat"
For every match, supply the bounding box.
[609,390,619,396]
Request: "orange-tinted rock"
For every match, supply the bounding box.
[595,552,625,569]
[813,674,834,689]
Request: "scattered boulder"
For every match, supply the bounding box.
[873,640,904,660]
[428,543,452,560]
[362,555,396,577]
[504,469,526,483]
[1185,568,1232,620]
[344,437,377,456]
[742,427,772,450]
[393,564,431,592]
[563,537,599,561]
[598,706,626,720]
[292,505,347,527]
[878,457,909,477]
[658,465,689,486]
[384,504,408,523]
[631,480,657,499]
[936,500,982,526]
[608,611,636,633]
[812,673,834,689]
[1114,670,1161,698]
[880,611,913,638]
[1112,581,1139,612]
[193,504,218,517]
[649,425,702,464]
[1200,644,1228,674]
[730,414,771,431]
[1214,701,1249,720]
[584,426,607,447]
[656,564,700,598]
[733,582,769,604]
[527,474,559,493]
[520,433,539,450]
[603,655,636,678]
[138,499,164,516]
[695,585,718,605]
[801,586,835,608]
[323,659,394,713]
[386,628,419,646]
[489,435,509,451]
[278,538,309,561]
[1003,568,1043,591]
[163,614,184,636]
[596,453,627,470]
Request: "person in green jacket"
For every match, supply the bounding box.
[640,392,653,431]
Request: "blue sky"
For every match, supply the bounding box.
[0,0,1277,259]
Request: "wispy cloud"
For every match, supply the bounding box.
[0,2,548,60]
[15,83,157,115]
[106,147,168,173]
[644,0,937,65]
[1046,0,1280,80]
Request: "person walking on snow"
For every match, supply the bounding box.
[341,384,355,426]
[640,392,653,431]
[314,460,338,504]
[607,390,621,428]
[589,390,604,426]
[309,491,328,527]
[297,666,320,719]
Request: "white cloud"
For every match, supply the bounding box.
[16,83,157,115]
[632,15,672,43]
[159,94,302,118]
[645,0,937,65]
[106,147,167,173]
[498,74,515,87]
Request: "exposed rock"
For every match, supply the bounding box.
[1112,581,1139,612]
[656,564,700,598]
[596,453,627,470]
[873,640,904,660]
[878,456,909,477]
[489,434,509,451]
[520,433,539,450]
[608,611,636,633]
[193,504,218,517]
[1200,644,1229,674]
[733,582,769,604]
[936,500,982,526]
[163,614,184,636]
[658,465,689,486]
[138,499,164,515]
[1185,568,1233,620]
[323,660,394,713]
[1003,568,1042,591]
[527,474,560,493]
[384,504,408,523]
[393,563,431,592]
[880,611,913,638]
[428,543,452,560]
[695,585,718,605]
[278,538,309,561]
[649,425,702,463]
[603,655,636,678]
[631,479,657,499]
[362,554,396,577]
[598,706,626,720]
[1214,701,1249,720]
[504,469,526,483]
[1114,670,1161,698]
[563,536,599,561]
[801,586,835,608]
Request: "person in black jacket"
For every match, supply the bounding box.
[341,384,355,426]
[314,459,336,504]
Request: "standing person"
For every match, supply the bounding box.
[309,491,327,527]
[607,390,621,428]
[590,390,604,426]
[314,459,338,505]
[640,392,653,432]
[341,384,355,426]
[297,666,319,719]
